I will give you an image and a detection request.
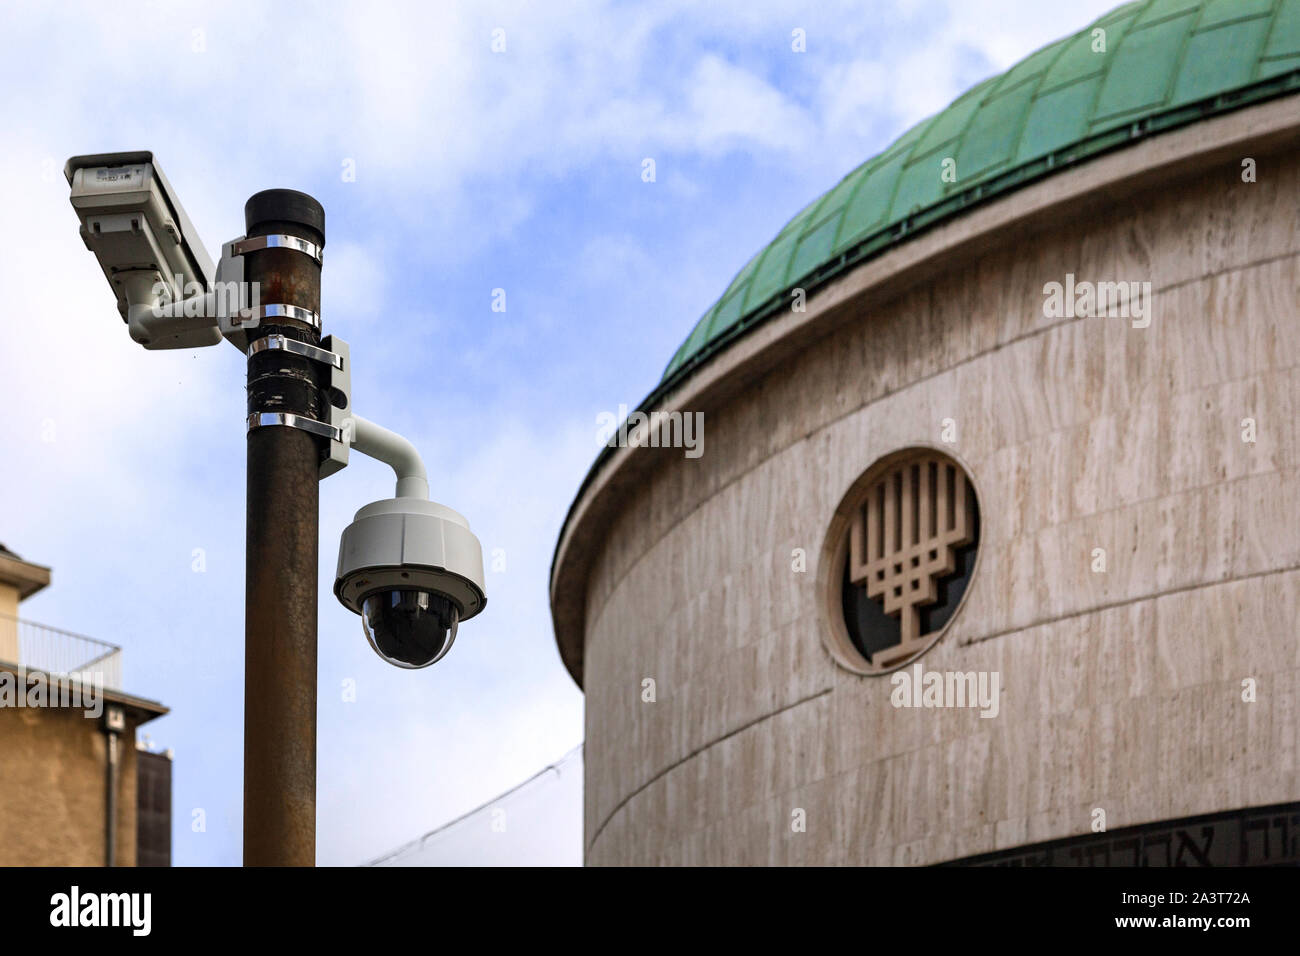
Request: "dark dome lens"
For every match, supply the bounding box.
[361,589,459,668]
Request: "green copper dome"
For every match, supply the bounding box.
[663,0,1300,383]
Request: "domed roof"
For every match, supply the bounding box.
[663,0,1300,384]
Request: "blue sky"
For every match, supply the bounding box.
[0,0,1117,865]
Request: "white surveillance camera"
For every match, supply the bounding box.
[335,498,487,668]
[66,151,221,350]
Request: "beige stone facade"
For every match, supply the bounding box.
[551,98,1300,865]
[0,696,150,866]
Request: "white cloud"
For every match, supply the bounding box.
[321,240,387,328]
[679,54,816,156]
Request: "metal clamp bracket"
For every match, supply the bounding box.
[230,234,324,265]
[239,303,321,331]
[247,334,344,369]
[244,335,352,481]
[247,412,341,443]
[318,335,352,481]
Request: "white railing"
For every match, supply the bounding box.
[0,613,122,692]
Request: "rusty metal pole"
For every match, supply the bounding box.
[242,190,326,866]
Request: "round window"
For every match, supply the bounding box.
[821,448,980,674]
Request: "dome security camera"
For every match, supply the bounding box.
[335,498,486,668]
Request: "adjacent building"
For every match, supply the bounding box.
[551,0,1300,865]
[0,544,171,866]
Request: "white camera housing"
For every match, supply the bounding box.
[335,498,486,667]
[66,150,221,350]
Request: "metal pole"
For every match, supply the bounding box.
[242,189,325,866]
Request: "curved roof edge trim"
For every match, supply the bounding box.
[663,0,1300,382]
[667,67,1300,387]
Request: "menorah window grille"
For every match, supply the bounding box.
[844,451,979,669]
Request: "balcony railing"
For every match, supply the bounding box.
[0,613,122,692]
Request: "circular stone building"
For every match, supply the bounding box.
[551,0,1300,866]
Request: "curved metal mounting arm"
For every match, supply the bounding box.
[348,415,429,500]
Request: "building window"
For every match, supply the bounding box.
[832,449,980,673]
